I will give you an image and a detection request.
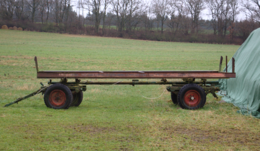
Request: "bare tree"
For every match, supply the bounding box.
[65,0,71,26]
[59,0,69,24]
[206,0,221,35]
[105,12,115,30]
[167,14,177,33]
[0,0,15,20]
[140,13,153,31]
[45,0,53,23]
[139,3,154,31]
[206,0,231,36]
[152,0,171,34]
[236,18,258,40]
[174,0,190,34]
[39,0,46,24]
[27,0,41,22]
[243,0,260,22]
[54,0,63,25]
[228,0,238,41]
[166,0,177,33]
[111,0,129,36]
[229,0,238,22]
[62,0,70,25]
[54,0,59,25]
[101,0,109,34]
[84,0,110,34]
[125,0,144,32]
[14,0,26,21]
[53,0,70,26]
[221,0,231,36]
[206,0,238,36]
[77,0,83,27]
[186,0,204,33]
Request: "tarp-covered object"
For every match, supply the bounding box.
[218,28,260,118]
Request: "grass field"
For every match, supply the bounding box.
[0,30,260,150]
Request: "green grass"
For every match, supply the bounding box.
[0,30,260,150]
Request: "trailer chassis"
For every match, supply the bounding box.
[5,56,235,110]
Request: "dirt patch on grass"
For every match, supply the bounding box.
[161,125,260,146]
[16,84,37,90]
[90,88,101,93]
[0,59,20,65]
[67,124,115,134]
[0,56,36,68]
[0,55,66,66]
[0,114,6,117]
[0,56,35,60]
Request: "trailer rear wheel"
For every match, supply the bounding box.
[44,84,73,109]
[177,84,206,109]
[71,91,83,107]
[171,92,178,104]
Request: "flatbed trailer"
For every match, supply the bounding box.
[5,56,236,110]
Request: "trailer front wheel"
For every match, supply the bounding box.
[177,84,206,110]
[44,84,73,109]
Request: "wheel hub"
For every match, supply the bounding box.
[190,96,195,100]
[184,90,201,107]
[49,89,66,107]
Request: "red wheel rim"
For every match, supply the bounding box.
[49,89,66,107]
[184,90,201,107]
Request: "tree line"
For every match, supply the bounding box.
[0,0,260,44]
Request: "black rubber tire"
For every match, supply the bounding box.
[71,91,83,107]
[177,84,206,110]
[44,97,51,108]
[171,92,178,104]
[44,84,73,109]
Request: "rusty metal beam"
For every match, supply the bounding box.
[49,80,220,85]
[37,71,236,79]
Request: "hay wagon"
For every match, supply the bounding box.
[5,56,235,110]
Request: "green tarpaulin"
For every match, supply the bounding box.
[218,28,260,118]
